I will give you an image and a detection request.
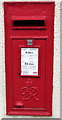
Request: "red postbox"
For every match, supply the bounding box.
[4,2,55,116]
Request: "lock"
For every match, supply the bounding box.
[27,39,32,45]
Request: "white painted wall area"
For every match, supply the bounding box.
[0,0,60,119]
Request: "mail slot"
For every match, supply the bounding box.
[4,2,55,116]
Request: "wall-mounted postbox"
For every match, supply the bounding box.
[4,2,55,116]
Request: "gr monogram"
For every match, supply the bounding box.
[21,80,39,101]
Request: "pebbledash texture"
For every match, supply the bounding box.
[0,0,60,119]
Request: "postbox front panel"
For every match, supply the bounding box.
[4,2,55,116]
[12,39,46,109]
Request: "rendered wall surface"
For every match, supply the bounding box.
[0,0,60,119]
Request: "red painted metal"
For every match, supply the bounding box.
[4,2,55,116]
